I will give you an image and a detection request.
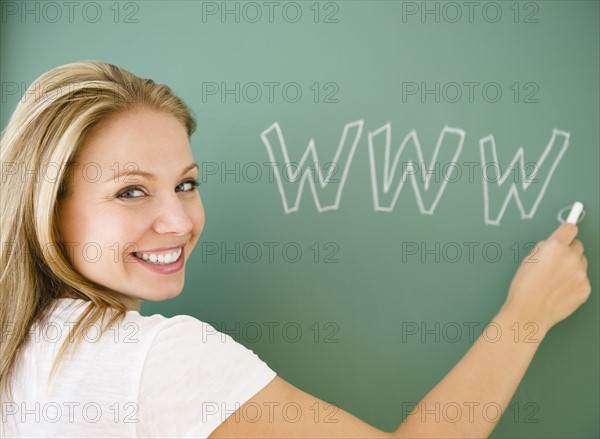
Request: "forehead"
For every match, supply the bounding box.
[77,107,192,169]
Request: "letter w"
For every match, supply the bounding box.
[480,129,570,225]
[260,120,363,214]
[368,123,465,213]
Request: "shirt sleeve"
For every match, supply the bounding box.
[136,315,277,438]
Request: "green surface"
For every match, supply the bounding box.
[1,1,598,437]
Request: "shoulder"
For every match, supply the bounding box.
[136,313,277,437]
[46,298,199,338]
[141,313,273,377]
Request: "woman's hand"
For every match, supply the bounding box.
[502,223,591,336]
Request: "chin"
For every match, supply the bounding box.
[147,289,183,302]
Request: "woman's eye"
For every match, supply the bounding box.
[117,180,198,199]
[117,187,145,199]
[176,179,200,192]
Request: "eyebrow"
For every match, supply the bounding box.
[104,162,199,183]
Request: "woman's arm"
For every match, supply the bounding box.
[210,223,591,438]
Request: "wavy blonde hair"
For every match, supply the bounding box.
[0,61,196,403]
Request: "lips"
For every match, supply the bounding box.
[134,247,183,264]
[130,246,186,274]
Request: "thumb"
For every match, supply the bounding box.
[548,222,578,245]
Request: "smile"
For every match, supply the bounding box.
[131,247,185,274]
[134,248,183,265]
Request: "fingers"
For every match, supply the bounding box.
[581,255,588,271]
[549,222,578,245]
[570,239,585,256]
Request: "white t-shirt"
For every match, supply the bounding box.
[1,298,277,438]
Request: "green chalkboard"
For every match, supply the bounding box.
[1,1,598,437]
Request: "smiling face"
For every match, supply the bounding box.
[58,107,204,310]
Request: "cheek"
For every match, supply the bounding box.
[60,202,142,266]
[189,198,205,239]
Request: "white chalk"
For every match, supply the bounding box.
[566,201,584,224]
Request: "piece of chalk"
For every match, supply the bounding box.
[566,201,584,224]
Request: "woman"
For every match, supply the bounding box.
[0,61,591,438]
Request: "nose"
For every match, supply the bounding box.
[152,192,195,236]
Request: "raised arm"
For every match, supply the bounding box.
[210,223,591,438]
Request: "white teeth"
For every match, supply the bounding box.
[135,248,182,265]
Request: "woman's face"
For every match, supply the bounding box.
[58,107,204,310]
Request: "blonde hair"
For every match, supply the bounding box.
[0,61,196,403]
